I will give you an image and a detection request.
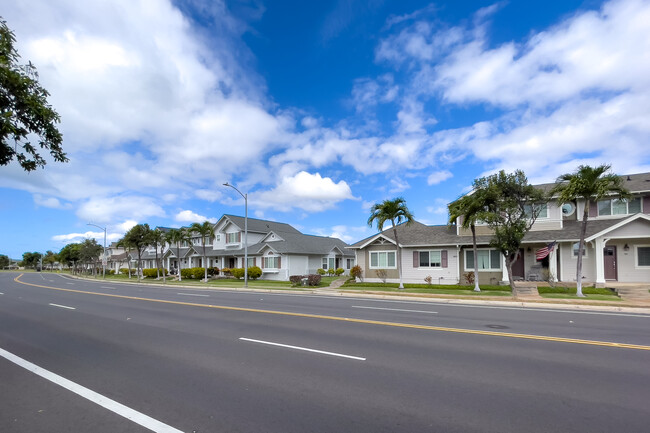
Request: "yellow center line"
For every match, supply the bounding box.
[13,274,650,351]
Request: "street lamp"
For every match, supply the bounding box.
[223,182,248,288]
[87,223,107,279]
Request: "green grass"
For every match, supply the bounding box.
[537,286,620,300]
[340,281,512,296]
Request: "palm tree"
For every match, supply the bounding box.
[165,228,191,281]
[116,238,133,278]
[190,221,216,282]
[121,224,152,281]
[551,164,629,297]
[149,228,165,280]
[368,197,414,289]
[448,189,491,292]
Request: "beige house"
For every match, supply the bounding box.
[350,172,650,286]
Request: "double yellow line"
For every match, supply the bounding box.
[14,274,650,351]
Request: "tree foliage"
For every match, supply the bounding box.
[550,164,629,296]
[21,251,42,269]
[120,223,152,280]
[165,227,191,281]
[189,221,215,281]
[0,254,9,268]
[477,170,546,291]
[0,18,66,171]
[367,197,414,289]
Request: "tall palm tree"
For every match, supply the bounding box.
[190,221,216,282]
[116,238,133,278]
[448,189,491,292]
[165,228,191,281]
[149,228,164,280]
[551,164,629,297]
[368,197,414,289]
[121,224,152,281]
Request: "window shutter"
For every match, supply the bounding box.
[238,232,242,242]
[588,201,597,217]
[441,250,448,268]
[644,196,650,214]
[277,256,282,269]
[413,251,419,268]
[253,258,256,266]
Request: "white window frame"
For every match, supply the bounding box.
[524,203,548,219]
[322,257,335,270]
[369,251,396,269]
[597,197,642,216]
[419,250,443,268]
[464,248,501,271]
[263,256,279,269]
[635,245,650,269]
[226,232,239,244]
[571,242,588,258]
[346,258,354,270]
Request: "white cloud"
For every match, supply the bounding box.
[77,196,165,224]
[427,170,453,185]
[174,210,216,223]
[34,194,70,209]
[253,171,355,212]
[195,189,223,202]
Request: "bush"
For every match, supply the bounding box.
[307,274,321,286]
[248,266,262,280]
[191,267,206,279]
[424,275,432,285]
[327,268,336,276]
[107,269,115,275]
[350,265,363,280]
[462,272,475,285]
[142,268,157,278]
[180,268,194,279]
[231,268,245,279]
[208,267,219,277]
[335,268,345,276]
[119,267,130,275]
[289,275,304,286]
[317,268,326,275]
[221,267,232,276]
[375,269,387,283]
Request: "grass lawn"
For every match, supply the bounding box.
[341,281,512,296]
[537,286,621,301]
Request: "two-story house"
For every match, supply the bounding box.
[163,215,355,280]
[350,172,650,286]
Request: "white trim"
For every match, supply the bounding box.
[417,250,443,268]
[571,242,588,258]
[354,233,397,250]
[585,213,650,242]
[463,248,501,272]
[634,244,650,269]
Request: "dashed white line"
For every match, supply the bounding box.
[239,337,366,361]
[352,305,438,314]
[0,347,182,432]
[176,293,209,297]
[49,303,76,310]
[0,292,3,295]
[100,286,116,290]
[66,282,75,285]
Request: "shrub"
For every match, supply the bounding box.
[231,268,245,279]
[335,268,345,276]
[307,274,322,286]
[463,272,475,285]
[327,268,336,276]
[375,269,387,283]
[350,265,363,280]
[180,268,194,279]
[289,275,304,286]
[248,266,262,280]
[424,275,432,285]
[208,267,219,277]
[142,268,158,278]
[119,267,130,275]
[317,268,326,275]
[107,269,115,275]
[191,267,206,279]
[221,267,232,276]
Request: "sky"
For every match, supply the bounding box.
[2,0,650,259]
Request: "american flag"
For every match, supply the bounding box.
[536,241,556,260]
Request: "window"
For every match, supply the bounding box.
[598,198,642,216]
[637,246,650,267]
[369,251,396,268]
[524,203,548,219]
[247,257,254,267]
[419,251,442,267]
[465,249,501,270]
[346,258,354,269]
[263,256,279,269]
[216,235,221,242]
[322,257,335,270]
[572,242,587,257]
[226,232,239,244]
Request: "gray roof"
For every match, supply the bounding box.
[165,247,195,258]
[221,214,301,235]
[538,171,650,195]
[350,217,638,248]
[225,232,354,257]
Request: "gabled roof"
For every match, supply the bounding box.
[164,247,196,258]
[225,232,354,257]
[584,213,650,242]
[219,214,301,235]
[349,221,459,248]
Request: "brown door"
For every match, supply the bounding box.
[604,246,617,280]
[512,249,525,279]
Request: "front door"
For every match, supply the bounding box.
[604,246,617,280]
[512,249,525,280]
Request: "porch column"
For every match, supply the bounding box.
[549,247,557,282]
[595,237,606,288]
[501,254,509,284]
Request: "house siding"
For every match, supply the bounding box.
[458,247,503,285]
[607,239,650,283]
[402,247,458,284]
[558,242,596,282]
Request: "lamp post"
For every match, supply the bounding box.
[223,182,248,288]
[87,223,107,279]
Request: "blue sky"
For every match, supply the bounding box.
[2,0,649,259]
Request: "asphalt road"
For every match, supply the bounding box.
[1,272,649,432]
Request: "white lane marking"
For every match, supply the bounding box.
[100,286,116,290]
[176,293,209,297]
[49,303,76,310]
[0,347,182,433]
[239,337,366,361]
[66,282,75,285]
[0,292,3,295]
[352,305,438,314]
